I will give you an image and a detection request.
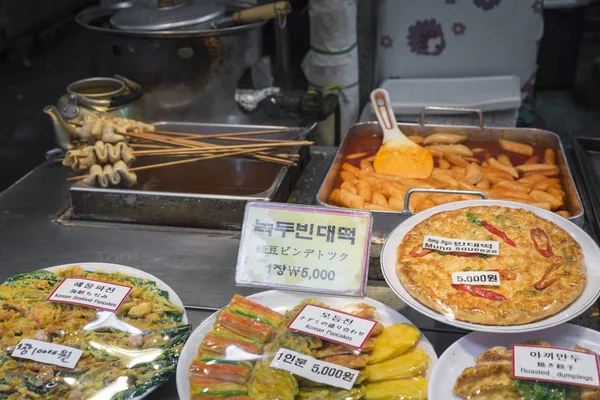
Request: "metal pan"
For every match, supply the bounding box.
[316,107,584,240]
[69,122,314,230]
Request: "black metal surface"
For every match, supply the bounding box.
[573,137,600,241]
[1,145,600,399]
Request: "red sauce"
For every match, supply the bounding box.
[335,135,557,190]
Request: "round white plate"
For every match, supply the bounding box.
[176,290,438,400]
[429,323,600,399]
[42,262,188,400]
[45,262,188,324]
[381,200,600,333]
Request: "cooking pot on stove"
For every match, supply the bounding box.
[76,1,291,124]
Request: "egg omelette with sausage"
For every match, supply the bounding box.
[396,206,586,325]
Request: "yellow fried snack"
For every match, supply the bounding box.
[365,376,428,400]
[365,349,429,381]
[368,323,420,364]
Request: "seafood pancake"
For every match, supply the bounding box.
[396,206,585,325]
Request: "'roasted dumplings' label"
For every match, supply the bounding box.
[513,345,600,388]
[12,339,83,369]
[452,271,500,286]
[47,278,133,312]
[270,348,359,390]
[288,304,377,349]
[423,235,500,255]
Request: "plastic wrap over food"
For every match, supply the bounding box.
[379,199,600,334]
[183,293,432,400]
[0,265,191,399]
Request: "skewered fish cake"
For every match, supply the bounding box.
[82,160,137,187]
[73,113,153,143]
[63,141,135,171]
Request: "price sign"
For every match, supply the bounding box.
[47,278,133,312]
[423,235,500,255]
[270,348,359,390]
[235,203,372,296]
[288,305,377,349]
[12,339,83,369]
[513,345,600,388]
[452,271,500,286]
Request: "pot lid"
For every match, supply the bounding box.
[110,0,225,31]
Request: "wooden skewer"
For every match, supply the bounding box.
[133,141,312,156]
[152,129,289,139]
[67,147,284,181]
[130,143,175,149]
[212,137,302,144]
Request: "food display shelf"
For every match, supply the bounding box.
[0,143,599,399]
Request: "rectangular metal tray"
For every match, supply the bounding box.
[70,122,313,229]
[316,113,584,240]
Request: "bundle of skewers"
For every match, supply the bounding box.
[59,113,312,188]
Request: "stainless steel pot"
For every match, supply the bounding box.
[75,2,284,124]
[44,75,144,149]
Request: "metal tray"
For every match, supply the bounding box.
[70,122,313,229]
[316,108,584,240]
[573,137,600,241]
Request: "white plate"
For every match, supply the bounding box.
[381,200,600,333]
[429,323,600,399]
[176,290,438,400]
[44,262,188,324]
[42,262,188,400]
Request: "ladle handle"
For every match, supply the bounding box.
[370,88,402,140]
[232,1,291,25]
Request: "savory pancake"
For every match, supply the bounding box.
[396,206,586,325]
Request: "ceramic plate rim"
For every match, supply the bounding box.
[428,322,600,399]
[39,262,189,400]
[175,289,438,400]
[380,200,600,333]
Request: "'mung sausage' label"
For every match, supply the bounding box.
[423,235,500,255]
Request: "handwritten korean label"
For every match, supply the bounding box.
[236,203,372,296]
[47,278,133,312]
[12,339,83,369]
[270,348,359,390]
[513,345,600,388]
[452,271,500,286]
[423,235,500,255]
[288,305,377,349]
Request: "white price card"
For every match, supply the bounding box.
[423,235,500,255]
[47,278,133,312]
[12,339,83,369]
[288,304,377,349]
[452,271,500,286]
[235,203,372,297]
[270,348,359,390]
[513,345,600,388]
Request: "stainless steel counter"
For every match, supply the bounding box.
[1,146,599,399]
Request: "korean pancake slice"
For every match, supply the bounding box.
[216,310,273,343]
[189,355,253,384]
[200,330,262,356]
[229,294,283,329]
[190,377,248,398]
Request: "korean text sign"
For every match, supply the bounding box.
[47,278,133,312]
[513,345,600,388]
[235,203,372,296]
